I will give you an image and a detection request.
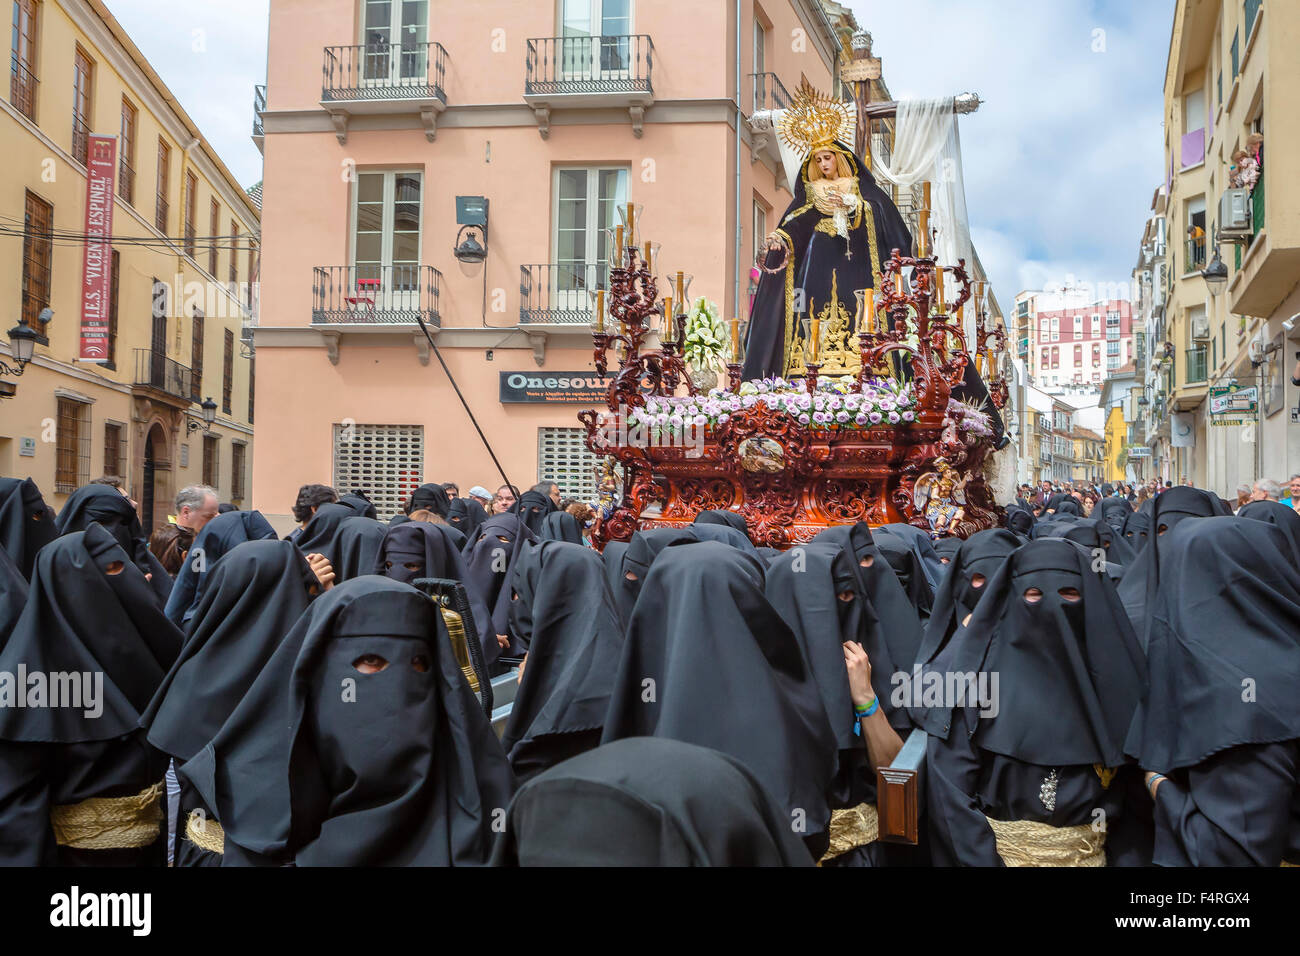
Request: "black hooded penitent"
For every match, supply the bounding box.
[179,577,514,866]
[491,738,813,867]
[601,541,837,858]
[0,477,57,580]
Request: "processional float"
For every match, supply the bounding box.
[579,43,1009,552]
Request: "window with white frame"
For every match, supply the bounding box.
[353,171,422,300]
[553,166,628,305]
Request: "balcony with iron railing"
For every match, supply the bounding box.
[519,263,605,326]
[252,84,266,145]
[311,265,442,326]
[524,35,654,137]
[10,56,38,121]
[748,72,792,115]
[1184,236,1206,274]
[133,349,193,401]
[745,72,792,169]
[322,41,446,103]
[321,41,446,141]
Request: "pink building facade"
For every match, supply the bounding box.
[1029,298,1134,390]
[252,0,848,527]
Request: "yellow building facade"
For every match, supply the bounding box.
[1,0,259,529]
[1160,0,1299,492]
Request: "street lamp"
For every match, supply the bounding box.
[187,396,218,433]
[1,316,42,377]
[1201,245,1229,296]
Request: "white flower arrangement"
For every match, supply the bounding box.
[627,377,919,434]
[681,297,729,373]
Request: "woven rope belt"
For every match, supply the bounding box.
[185,809,225,855]
[50,782,164,850]
[984,816,1106,867]
[819,803,880,864]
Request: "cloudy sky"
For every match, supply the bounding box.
[103,0,269,187]
[105,0,1173,311]
[849,0,1175,309]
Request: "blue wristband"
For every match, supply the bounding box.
[855,698,879,718]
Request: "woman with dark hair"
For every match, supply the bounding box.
[0,525,183,865]
[288,484,338,542]
[179,577,513,865]
[148,524,194,577]
[1126,518,1300,866]
[492,738,812,866]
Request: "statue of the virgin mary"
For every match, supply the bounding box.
[742,81,914,381]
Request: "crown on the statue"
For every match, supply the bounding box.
[778,79,854,156]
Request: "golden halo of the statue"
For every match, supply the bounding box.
[776,79,855,157]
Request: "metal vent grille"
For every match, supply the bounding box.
[537,427,600,502]
[332,423,424,519]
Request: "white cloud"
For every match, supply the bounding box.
[847,0,1172,307]
[103,0,268,189]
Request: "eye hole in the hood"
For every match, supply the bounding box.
[403,562,421,572]
[837,590,855,603]
[384,561,394,569]
[353,654,389,674]
[1058,587,1082,603]
[512,590,519,601]
[32,512,43,521]
[496,535,511,543]
[1157,523,1169,536]
[411,655,431,673]
[307,584,320,596]
[624,571,639,581]
[105,560,125,575]
[1022,587,1043,604]
[859,555,874,568]
[970,572,986,589]
[939,556,950,564]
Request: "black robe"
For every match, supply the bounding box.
[377,521,495,666]
[537,511,583,544]
[600,541,837,860]
[500,543,623,783]
[328,516,388,582]
[1124,517,1300,865]
[140,539,320,867]
[461,514,537,661]
[491,738,813,866]
[163,509,277,626]
[743,140,911,381]
[179,577,514,866]
[0,477,56,580]
[925,539,1150,866]
[0,526,182,865]
[55,484,171,604]
[1238,499,1300,563]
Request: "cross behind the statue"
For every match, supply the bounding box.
[840,29,980,168]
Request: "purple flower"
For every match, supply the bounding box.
[693,414,707,426]
[717,413,730,424]
[888,411,900,424]
[836,410,850,423]
[854,413,868,426]
[798,413,811,425]
[902,410,915,422]
[869,411,883,424]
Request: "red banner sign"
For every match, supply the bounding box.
[79,134,117,363]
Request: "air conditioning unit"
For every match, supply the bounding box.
[1220,188,1251,236]
[1190,313,1211,340]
